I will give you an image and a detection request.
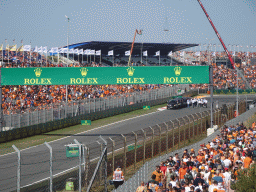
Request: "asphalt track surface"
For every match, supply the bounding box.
[0,95,253,192]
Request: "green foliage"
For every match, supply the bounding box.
[233,163,256,192]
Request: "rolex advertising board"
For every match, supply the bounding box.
[1,66,209,85]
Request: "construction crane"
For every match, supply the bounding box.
[128,29,142,66]
[197,0,251,89]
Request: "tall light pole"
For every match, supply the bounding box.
[65,15,70,61]
[65,15,70,118]
[206,38,214,128]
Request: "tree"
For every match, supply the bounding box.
[233,163,256,192]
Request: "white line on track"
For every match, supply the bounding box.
[0,109,162,157]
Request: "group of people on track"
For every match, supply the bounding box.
[187,98,208,108]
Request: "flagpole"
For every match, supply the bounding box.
[159,51,160,66]
[46,47,48,66]
[146,55,147,66]
[94,52,95,63]
[30,42,31,65]
[87,52,88,63]
[82,52,83,64]
[199,45,201,65]
[8,43,9,65]
[1,42,3,64]
[113,50,114,67]
[100,51,101,65]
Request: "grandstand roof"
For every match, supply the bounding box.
[65,41,198,56]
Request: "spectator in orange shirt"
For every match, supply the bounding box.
[243,154,252,168]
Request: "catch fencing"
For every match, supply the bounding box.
[113,101,247,192]
[7,100,246,192]
[2,85,187,131]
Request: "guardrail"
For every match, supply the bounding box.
[8,100,246,192]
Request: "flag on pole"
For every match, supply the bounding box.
[96,50,101,56]
[38,46,43,53]
[49,48,54,53]
[168,51,172,57]
[23,45,31,51]
[9,45,17,51]
[59,48,64,53]
[90,50,95,55]
[5,44,9,50]
[43,46,47,53]
[180,51,184,57]
[17,45,23,51]
[125,50,130,56]
[143,50,148,56]
[233,51,236,56]
[83,49,90,55]
[195,51,200,56]
[0,44,3,51]
[155,51,160,56]
[108,50,113,56]
[52,47,58,53]
[246,52,249,56]
[212,52,216,56]
[63,48,68,53]
[78,49,83,54]
[69,48,74,54]
[33,46,38,52]
[74,49,79,54]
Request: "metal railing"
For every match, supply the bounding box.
[113,101,248,192]
[6,100,247,192]
[2,85,189,131]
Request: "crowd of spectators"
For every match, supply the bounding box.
[135,122,256,192]
[1,50,256,115]
[0,51,177,115]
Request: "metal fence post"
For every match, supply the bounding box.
[121,134,127,175]
[86,147,90,187]
[141,129,146,165]
[182,117,186,146]
[96,141,102,185]
[176,119,180,148]
[109,137,115,175]
[74,139,82,192]
[200,112,203,135]
[99,136,108,192]
[191,114,196,139]
[170,120,175,152]
[132,131,137,171]
[156,124,161,161]
[44,142,53,192]
[12,145,20,192]
[164,122,168,156]
[149,126,154,159]
[186,115,191,141]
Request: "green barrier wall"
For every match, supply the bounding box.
[214,89,256,94]
[0,90,197,143]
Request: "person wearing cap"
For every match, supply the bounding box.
[113,166,124,189]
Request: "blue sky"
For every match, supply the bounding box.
[0,0,255,51]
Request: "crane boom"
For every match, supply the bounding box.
[197,0,235,69]
[197,0,251,88]
[128,29,142,66]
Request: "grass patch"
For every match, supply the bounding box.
[0,103,167,155]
